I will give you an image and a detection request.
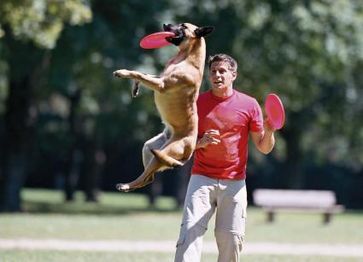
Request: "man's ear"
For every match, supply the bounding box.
[232,71,237,80]
[194,26,214,38]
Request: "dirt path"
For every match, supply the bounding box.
[1,238,363,257]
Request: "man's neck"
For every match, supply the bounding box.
[211,86,234,98]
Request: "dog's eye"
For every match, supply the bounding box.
[181,23,187,29]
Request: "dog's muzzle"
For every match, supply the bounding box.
[163,24,185,46]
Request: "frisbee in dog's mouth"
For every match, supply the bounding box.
[140,31,176,49]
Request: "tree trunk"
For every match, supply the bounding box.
[283,129,304,189]
[0,31,48,212]
[83,144,105,202]
[280,111,305,189]
[64,89,82,201]
[0,77,32,212]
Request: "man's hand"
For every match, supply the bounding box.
[264,117,276,133]
[196,129,221,149]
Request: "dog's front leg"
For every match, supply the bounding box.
[113,69,165,93]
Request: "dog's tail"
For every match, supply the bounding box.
[150,149,184,167]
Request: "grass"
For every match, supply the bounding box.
[1,189,363,261]
[2,250,363,262]
[20,188,177,215]
[1,189,197,241]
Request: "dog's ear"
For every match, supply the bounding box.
[194,26,214,38]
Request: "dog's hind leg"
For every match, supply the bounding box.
[116,129,170,192]
[142,129,168,168]
[151,136,195,168]
[150,149,184,167]
[116,156,166,192]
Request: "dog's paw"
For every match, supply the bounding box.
[132,81,140,98]
[113,69,132,78]
[116,183,130,192]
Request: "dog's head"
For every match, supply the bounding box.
[163,23,214,47]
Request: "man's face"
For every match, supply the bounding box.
[209,61,236,91]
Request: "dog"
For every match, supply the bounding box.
[113,23,213,192]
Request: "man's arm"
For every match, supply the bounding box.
[250,119,276,154]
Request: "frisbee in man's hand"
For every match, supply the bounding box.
[265,93,285,130]
[140,31,175,49]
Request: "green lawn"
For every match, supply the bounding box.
[0,189,363,261]
[2,250,363,262]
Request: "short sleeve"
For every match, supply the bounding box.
[249,99,264,132]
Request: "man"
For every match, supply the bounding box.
[174,54,276,262]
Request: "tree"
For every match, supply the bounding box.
[171,0,363,188]
[44,0,173,200]
[0,0,92,211]
[0,0,174,209]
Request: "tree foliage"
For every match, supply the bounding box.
[0,0,92,211]
[171,0,363,187]
[0,0,362,210]
[0,0,92,48]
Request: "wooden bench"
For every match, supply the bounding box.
[253,189,344,224]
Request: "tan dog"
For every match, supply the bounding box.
[113,23,213,192]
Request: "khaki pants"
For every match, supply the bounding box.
[174,174,247,262]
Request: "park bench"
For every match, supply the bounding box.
[253,189,344,224]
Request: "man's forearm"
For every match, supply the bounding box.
[258,130,275,154]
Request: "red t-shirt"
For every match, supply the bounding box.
[192,90,264,180]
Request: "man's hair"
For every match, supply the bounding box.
[208,54,237,73]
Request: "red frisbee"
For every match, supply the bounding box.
[265,93,285,130]
[140,31,175,49]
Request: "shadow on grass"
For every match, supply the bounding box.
[20,190,182,216]
[22,201,181,216]
[23,202,181,215]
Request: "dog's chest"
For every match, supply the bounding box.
[154,85,196,125]
[162,60,195,82]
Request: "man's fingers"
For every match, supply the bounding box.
[264,118,276,132]
[207,137,221,144]
[205,129,220,135]
[210,139,221,145]
[205,129,220,138]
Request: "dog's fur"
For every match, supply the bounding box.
[113,23,213,192]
